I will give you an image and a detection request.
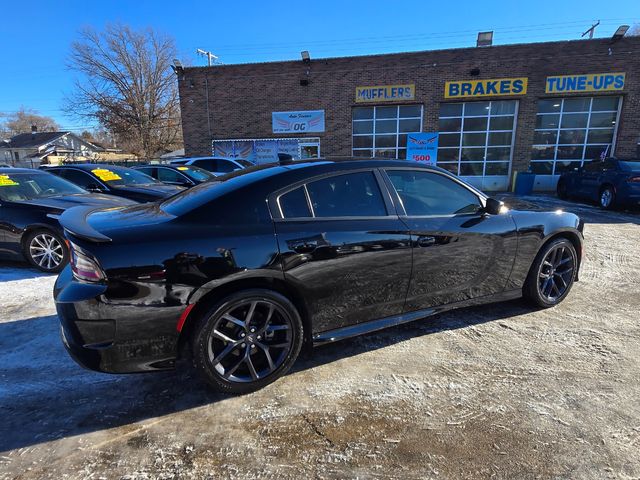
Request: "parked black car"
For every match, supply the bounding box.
[0,168,134,272]
[46,164,185,203]
[169,157,253,176]
[55,160,583,393]
[132,164,216,187]
[557,158,640,209]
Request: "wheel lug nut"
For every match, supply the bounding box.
[257,336,261,340]
[251,344,256,349]
[250,328,256,333]
[240,332,245,337]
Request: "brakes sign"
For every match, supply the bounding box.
[0,174,19,186]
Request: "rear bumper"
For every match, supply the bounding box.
[55,266,183,373]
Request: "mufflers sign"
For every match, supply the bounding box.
[356,84,415,103]
[445,77,528,99]
[272,110,325,133]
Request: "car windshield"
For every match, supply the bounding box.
[88,166,161,187]
[618,160,640,171]
[175,165,215,182]
[0,171,86,201]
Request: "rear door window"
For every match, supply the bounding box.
[216,159,239,173]
[157,168,186,183]
[58,169,98,189]
[279,186,312,218]
[306,171,387,218]
[387,170,481,216]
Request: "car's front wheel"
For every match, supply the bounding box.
[524,238,577,308]
[191,289,303,394]
[24,229,68,273]
[599,185,616,210]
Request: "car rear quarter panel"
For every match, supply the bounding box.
[506,210,584,290]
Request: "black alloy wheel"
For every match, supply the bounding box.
[524,238,577,308]
[25,229,69,273]
[599,186,616,210]
[191,289,303,393]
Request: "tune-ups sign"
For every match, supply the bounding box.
[406,133,439,164]
[272,110,325,133]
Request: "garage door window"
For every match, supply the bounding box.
[352,105,423,159]
[531,96,621,175]
[437,100,517,177]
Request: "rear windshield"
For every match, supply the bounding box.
[88,166,161,186]
[618,160,640,171]
[160,164,280,216]
[0,172,85,201]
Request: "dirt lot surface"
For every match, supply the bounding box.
[1,195,639,479]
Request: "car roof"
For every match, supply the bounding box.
[0,167,48,174]
[46,164,131,171]
[174,156,234,161]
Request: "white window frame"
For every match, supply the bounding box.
[352,105,423,159]
[531,96,622,176]
[437,100,519,179]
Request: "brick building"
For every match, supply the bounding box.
[177,36,640,191]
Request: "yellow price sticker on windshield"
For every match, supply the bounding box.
[92,168,122,181]
[177,166,189,171]
[0,175,19,186]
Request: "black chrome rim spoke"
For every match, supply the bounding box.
[207,298,293,383]
[538,245,575,302]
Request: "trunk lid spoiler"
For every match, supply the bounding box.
[59,206,112,243]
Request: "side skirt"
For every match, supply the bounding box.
[312,289,523,346]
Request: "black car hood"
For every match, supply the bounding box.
[20,193,135,210]
[111,184,184,199]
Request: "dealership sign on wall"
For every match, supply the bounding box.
[272,110,325,133]
[356,84,415,103]
[406,133,439,164]
[545,72,625,94]
[445,77,528,99]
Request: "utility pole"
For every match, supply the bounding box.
[196,48,218,66]
[581,20,600,39]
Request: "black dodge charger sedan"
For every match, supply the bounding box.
[46,164,185,203]
[0,168,134,272]
[55,160,583,393]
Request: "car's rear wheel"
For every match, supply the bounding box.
[523,238,577,308]
[191,289,303,394]
[24,229,68,273]
[599,185,616,210]
[556,179,568,200]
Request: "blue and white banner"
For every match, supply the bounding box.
[406,133,439,164]
[272,110,325,134]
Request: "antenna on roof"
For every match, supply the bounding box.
[581,20,600,39]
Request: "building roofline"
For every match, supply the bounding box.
[182,37,637,71]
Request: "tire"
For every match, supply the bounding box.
[523,238,578,308]
[599,185,616,210]
[556,180,568,200]
[191,289,303,394]
[24,229,69,273]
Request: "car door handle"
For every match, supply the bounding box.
[290,240,318,253]
[417,236,436,247]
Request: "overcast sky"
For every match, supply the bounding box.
[1,0,637,132]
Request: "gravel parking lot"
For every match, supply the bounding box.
[1,195,639,479]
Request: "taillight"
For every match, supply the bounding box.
[69,242,105,283]
[628,176,640,183]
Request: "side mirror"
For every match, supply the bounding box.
[483,197,504,215]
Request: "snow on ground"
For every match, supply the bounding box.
[1,196,639,479]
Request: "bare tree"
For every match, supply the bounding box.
[629,24,640,36]
[0,107,61,137]
[66,24,182,158]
